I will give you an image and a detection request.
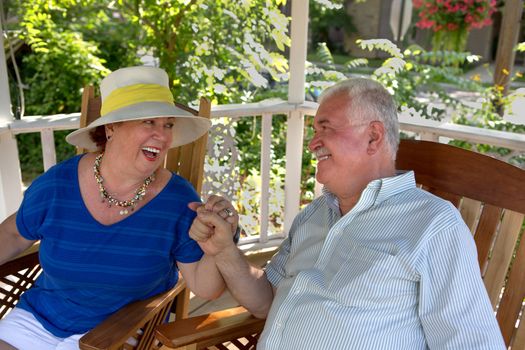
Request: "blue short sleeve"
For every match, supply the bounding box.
[16,167,60,240]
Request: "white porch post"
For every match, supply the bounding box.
[0,18,23,221]
[284,0,308,234]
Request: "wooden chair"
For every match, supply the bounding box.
[0,86,211,350]
[152,139,525,350]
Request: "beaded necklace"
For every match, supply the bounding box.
[93,153,155,215]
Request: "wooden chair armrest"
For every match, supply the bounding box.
[79,279,187,350]
[155,306,266,349]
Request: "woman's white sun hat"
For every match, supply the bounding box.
[66,66,211,151]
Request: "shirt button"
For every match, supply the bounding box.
[276,322,282,329]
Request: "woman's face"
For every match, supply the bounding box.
[106,117,175,174]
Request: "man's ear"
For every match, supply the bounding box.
[367,121,385,155]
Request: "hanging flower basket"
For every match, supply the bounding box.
[413,0,497,52]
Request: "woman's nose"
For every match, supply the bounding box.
[152,125,170,141]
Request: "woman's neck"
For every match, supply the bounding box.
[97,152,154,196]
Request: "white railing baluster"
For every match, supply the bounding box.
[259,113,272,243]
[284,110,305,235]
[41,128,57,171]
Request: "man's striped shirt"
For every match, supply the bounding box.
[261,171,504,349]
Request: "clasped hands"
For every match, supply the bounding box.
[188,195,239,256]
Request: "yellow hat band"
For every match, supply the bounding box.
[100,83,174,116]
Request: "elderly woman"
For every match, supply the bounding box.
[0,66,237,350]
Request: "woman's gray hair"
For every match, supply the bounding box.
[319,78,400,160]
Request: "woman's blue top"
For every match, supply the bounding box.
[16,155,203,337]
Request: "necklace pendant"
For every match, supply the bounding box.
[119,209,128,215]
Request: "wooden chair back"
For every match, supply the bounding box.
[153,139,525,350]
[0,85,211,350]
[396,139,525,349]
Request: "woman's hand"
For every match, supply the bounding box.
[188,195,239,256]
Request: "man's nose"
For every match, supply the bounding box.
[308,134,320,152]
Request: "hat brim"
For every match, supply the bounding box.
[66,102,211,151]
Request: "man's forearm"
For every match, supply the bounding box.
[214,245,274,319]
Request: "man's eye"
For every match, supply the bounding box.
[143,120,154,125]
[165,123,174,129]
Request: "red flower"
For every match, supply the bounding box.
[413,0,497,32]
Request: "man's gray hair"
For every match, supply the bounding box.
[319,78,400,159]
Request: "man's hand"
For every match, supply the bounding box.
[188,195,239,256]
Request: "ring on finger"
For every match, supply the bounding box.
[223,208,234,217]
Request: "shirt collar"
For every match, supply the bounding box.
[323,171,416,214]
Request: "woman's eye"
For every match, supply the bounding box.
[165,123,174,129]
[143,120,154,125]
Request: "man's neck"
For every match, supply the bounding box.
[336,164,396,216]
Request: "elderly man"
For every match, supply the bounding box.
[189,78,505,349]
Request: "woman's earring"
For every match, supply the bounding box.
[107,135,112,140]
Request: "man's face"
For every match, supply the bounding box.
[308,92,371,195]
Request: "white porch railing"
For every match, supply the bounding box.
[2,100,525,248]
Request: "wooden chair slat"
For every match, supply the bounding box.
[175,144,196,184]
[165,148,182,175]
[511,309,525,350]
[458,197,482,233]
[0,252,41,319]
[77,85,100,155]
[483,210,524,307]
[496,222,525,345]
[189,97,211,194]
[473,204,503,274]
[174,287,191,320]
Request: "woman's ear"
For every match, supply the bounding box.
[367,121,385,155]
[105,124,115,140]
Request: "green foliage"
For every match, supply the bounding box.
[115,0,289,104]
[357,39,484,120]
[6,0,291,184]
[309,0,355,53]
[307,38,524,167]
[7,0,111,116]
[359,39,524,165]
[316,42,335,69]
[306,42,365,99]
